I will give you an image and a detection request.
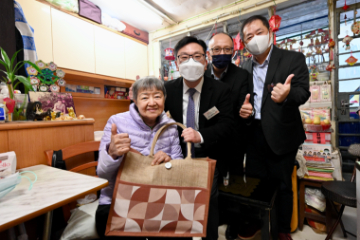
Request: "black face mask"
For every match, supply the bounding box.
[211,54,233,69]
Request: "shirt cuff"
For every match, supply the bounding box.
[198,131,204,144]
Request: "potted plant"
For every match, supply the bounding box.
[0,47,42,121]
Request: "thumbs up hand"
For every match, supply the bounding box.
[108,123,131,160]
[239,94,253,119]
[271,74,294,103]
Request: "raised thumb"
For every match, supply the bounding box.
[111,123,118,136]
[244,94,250,104]
[285,74,294,85]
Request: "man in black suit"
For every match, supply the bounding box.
[239,15,310,240]
[205,32,250,175]
[165,36,235,240]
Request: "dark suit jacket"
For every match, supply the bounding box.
[241,46,310,156]
[205,63,250,141]
[164,75,235,170]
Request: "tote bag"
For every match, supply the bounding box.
[106,122,216,237]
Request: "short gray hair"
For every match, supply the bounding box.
[133,76,166,101]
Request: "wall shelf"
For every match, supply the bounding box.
[63,68,134,88]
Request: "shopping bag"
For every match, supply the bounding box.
[105,122,216,237]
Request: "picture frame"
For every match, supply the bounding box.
[28,92,76,114]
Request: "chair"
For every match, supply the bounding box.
[321,144,358,240]
[44,141,100,221]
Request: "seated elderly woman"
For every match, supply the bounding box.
[95,76,183,239]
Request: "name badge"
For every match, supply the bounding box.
[203,106,219,120]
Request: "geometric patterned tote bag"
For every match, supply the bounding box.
[105,122,216,237]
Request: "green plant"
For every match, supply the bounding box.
[0,47,42,99]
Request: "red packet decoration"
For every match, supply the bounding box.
[345,53,358,66]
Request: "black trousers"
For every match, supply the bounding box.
[246,120,297,234]
[95,204,192,240]
[195,147,219,240]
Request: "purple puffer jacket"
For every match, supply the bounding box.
[97,103,183,205]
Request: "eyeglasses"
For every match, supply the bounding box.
[177,53,205,63]
[210,47,233,54]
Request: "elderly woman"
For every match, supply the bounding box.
[96,77,183,239]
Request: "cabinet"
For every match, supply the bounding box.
[51,8,95,73]
[124,37,148,80]
[94,26,126,78]
[15,0,53,63]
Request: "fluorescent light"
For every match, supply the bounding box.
[137,0,177,25]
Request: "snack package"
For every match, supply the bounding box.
[310,85,321,102]
[0,151,17,179]
[321,84,331,102]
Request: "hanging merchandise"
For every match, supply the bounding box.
[268,5,281,44]
[343,0,349,11]
[326,62,335,71]
[164,38,175,65]
[310,85,321,102]
[344,13,348,26]
[342,35,353,50]
[328,39,335,48]
[321,83,331,102]
[351,9,360,34]
[345,52,358,66]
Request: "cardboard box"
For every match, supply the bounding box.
[302,142,332,157]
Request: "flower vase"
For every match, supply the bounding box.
[13,94,28,121]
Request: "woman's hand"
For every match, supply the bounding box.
[151,151,171,166]
[108,123,131,160]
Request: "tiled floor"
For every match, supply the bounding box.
[216,206,357,240]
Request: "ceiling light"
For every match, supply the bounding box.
[137,0,177,25]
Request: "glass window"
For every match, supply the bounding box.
[339,79,360,92]
[339,66,360,79]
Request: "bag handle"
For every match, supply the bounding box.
[149,122,192,160]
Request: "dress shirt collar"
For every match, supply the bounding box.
[252,44,274,67]
[210,64,229,80]
[183,76,204,95]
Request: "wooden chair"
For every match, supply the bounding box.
[44,141,100,221]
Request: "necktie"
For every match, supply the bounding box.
[186,88,197,158]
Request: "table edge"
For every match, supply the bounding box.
[0,181,108,232]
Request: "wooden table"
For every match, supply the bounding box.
[0,165,108,237]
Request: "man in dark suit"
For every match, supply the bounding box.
[239,15,310,240]
[205,32,250,175]
[165,36,235,240]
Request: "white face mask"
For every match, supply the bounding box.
[179,58,205,82]
[245,32,272,56]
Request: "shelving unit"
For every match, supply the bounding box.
[61,68,132,131]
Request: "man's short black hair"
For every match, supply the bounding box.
[209,32,234,45]
[174,36,207,58]
[240,15,270,41]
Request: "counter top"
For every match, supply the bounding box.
[0,118,95,130]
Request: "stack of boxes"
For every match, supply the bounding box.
[301,108,334,181]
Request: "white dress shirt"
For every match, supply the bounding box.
[182,77,204,145]
[252,44,273,119]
